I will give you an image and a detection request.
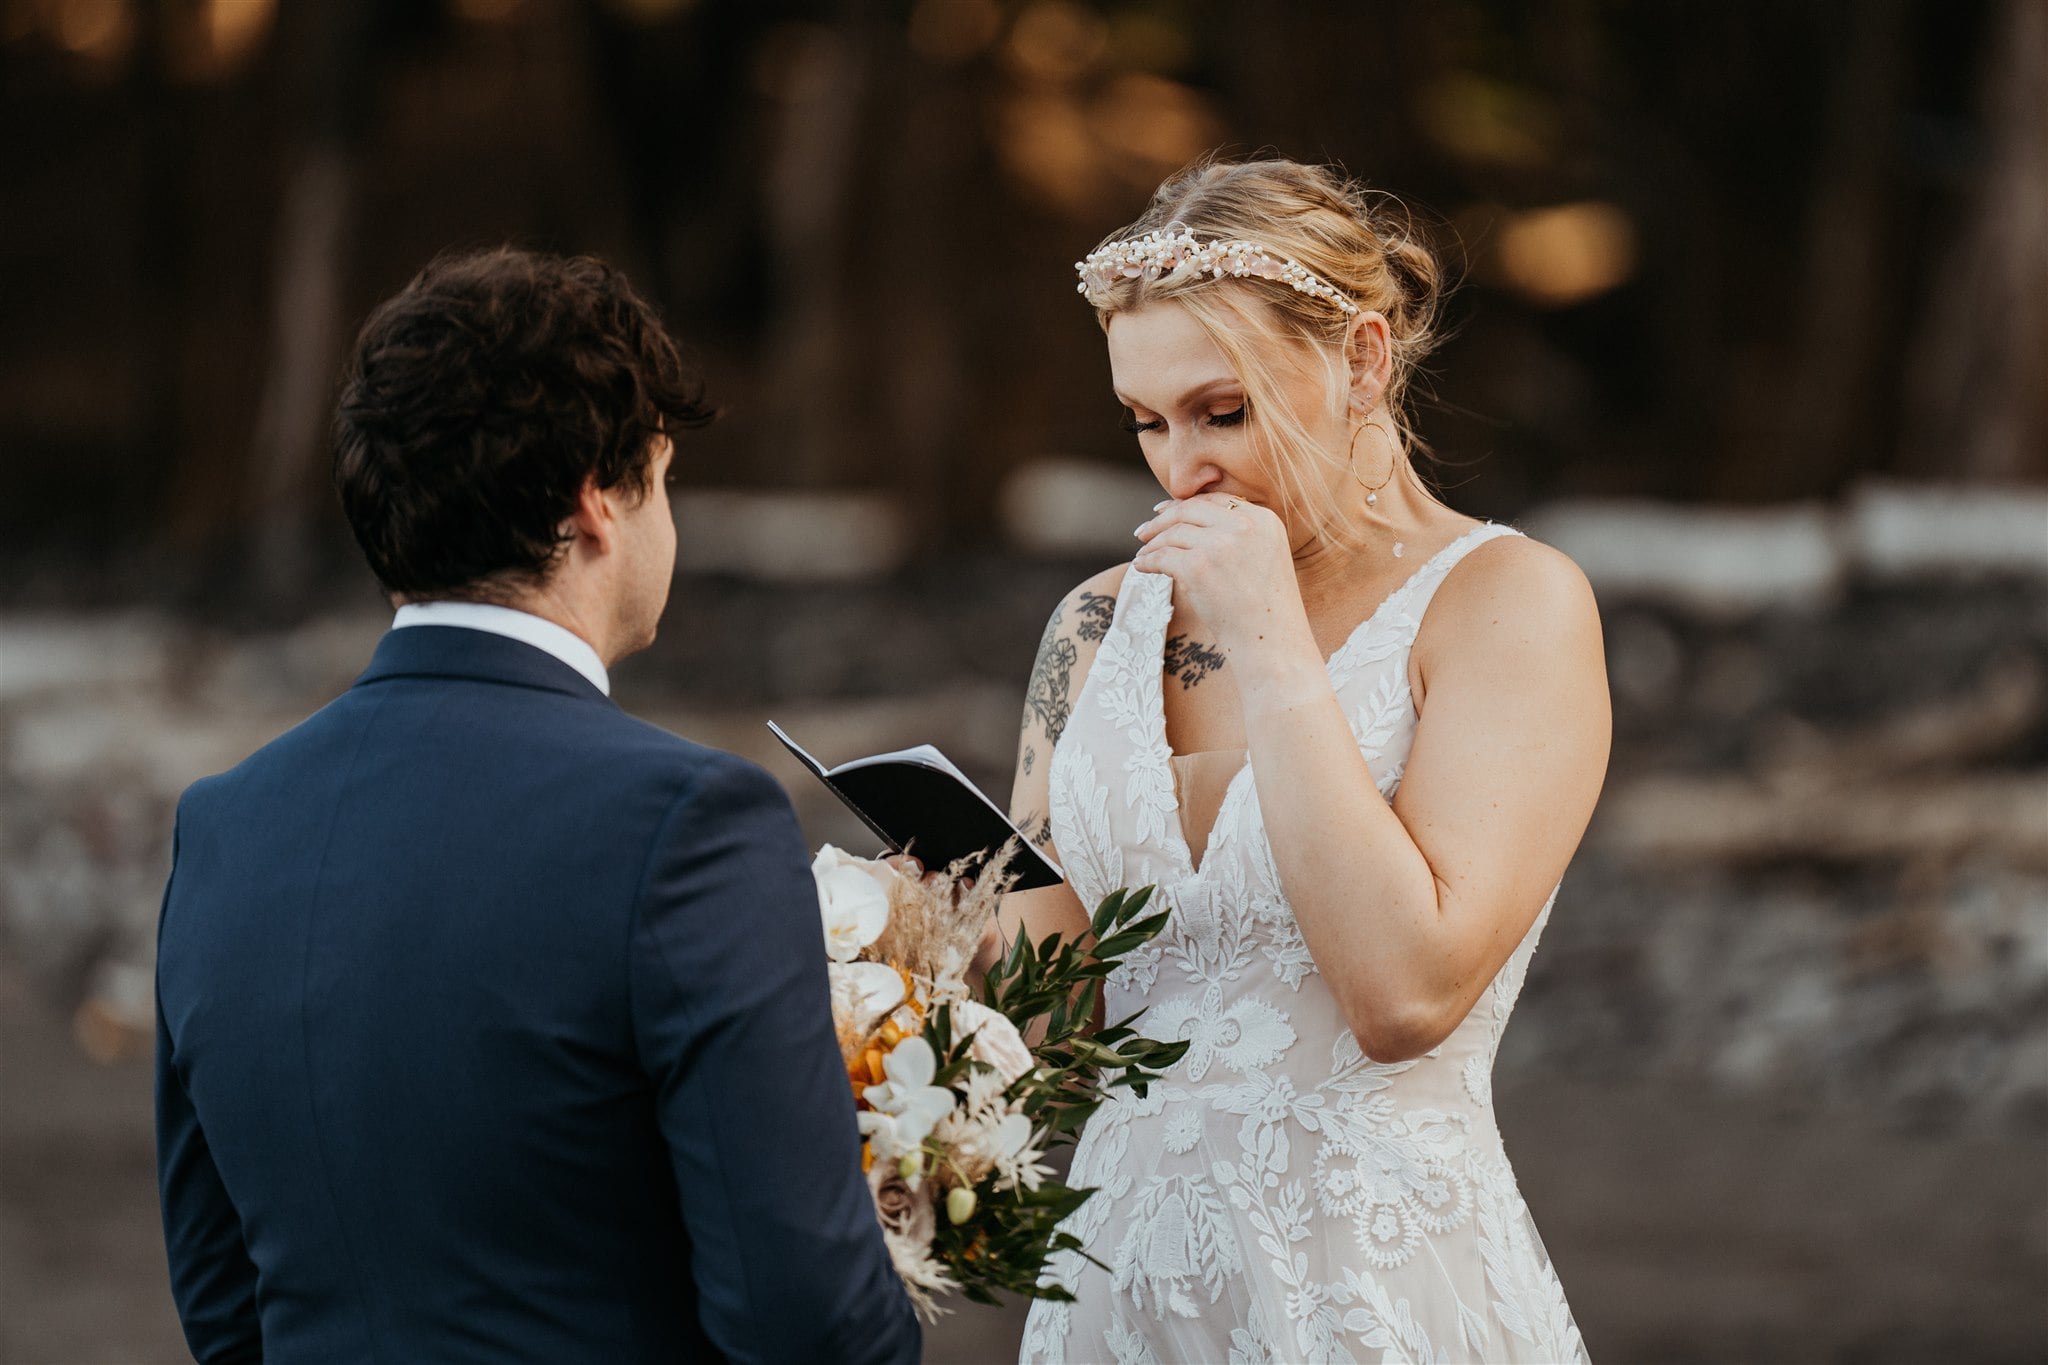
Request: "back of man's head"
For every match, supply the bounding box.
[332,247,713,602]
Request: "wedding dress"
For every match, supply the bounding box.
[1021,524,1587,1364]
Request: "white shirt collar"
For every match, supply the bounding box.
[391,601,611,696]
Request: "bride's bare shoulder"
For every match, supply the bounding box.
[1419,530,1604,666]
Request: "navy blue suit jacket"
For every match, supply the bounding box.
[155,625,921,1364]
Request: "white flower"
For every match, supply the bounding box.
[990,1111,1053,1193]
[857,1112,905,1162]
[951,999,1034,1085]
[957,1065,1009,1114]
[829,960,907,1037]
[993,1110,1033,1159]
[859,1035,956,1158]
[813,844,892,963]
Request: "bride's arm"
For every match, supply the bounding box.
[1236,536,1610,1063]
[973,567,1129,976]
[1133,494,1608,1064]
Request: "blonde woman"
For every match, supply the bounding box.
[1001,160,1608,1363]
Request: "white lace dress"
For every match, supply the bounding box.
[1021,524,1588,1365]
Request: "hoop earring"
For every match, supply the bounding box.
[1349,422,1396,507]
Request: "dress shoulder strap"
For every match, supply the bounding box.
[1401,522,1523,622]
[1326,523,1524,691]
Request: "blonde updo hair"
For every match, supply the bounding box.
[1082,158,1447,545]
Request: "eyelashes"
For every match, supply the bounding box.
[1119,405,1247,435]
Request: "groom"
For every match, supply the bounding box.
[155,248,921,1363]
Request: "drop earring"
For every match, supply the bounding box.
[1349,419,1396,507]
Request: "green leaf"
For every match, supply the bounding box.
[1089,888,1127,939]
[1113,885,1155,924]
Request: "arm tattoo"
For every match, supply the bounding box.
[1022,745,1037,775]
[1163,634,1228,688]
[1025,606,1078,745]
[1073,591,1116,642]
[1016,810,1055,850]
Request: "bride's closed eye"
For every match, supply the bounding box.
[1119,406,1247,435]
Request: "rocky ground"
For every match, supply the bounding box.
[5,964,2041,1364]
[2,528,2045,1362]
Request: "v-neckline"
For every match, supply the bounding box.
[1134,522,1504,879]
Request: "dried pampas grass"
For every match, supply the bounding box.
[866,841,1021,1003]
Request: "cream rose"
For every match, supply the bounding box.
[952,999,1034,1085]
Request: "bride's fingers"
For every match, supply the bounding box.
[880,848,981,894]
[1134,540,1195,575]
[1135,499,1228,542]
[1135,527,1204,560]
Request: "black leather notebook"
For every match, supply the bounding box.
[767,722,1066,891]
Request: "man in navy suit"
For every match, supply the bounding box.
[155,248,921,1363]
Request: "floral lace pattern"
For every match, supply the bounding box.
[1023,525,1587,1365]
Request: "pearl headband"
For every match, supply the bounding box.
[1075,222,1360,316]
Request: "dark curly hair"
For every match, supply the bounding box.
[333,247,714,599]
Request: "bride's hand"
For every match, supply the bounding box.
[1133,493,1317,668]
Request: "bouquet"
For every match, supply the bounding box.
[812,841,1187,1318]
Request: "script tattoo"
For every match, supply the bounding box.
[1074,591,1116,642]
[1164,634,1229,688]
[1017,810,1054,850]
[1025,604,1078,745]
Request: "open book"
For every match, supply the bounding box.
[767,722,1065,891]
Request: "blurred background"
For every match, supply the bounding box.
[2,0,2044,1361]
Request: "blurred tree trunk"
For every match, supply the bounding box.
[243,1,404,602]
[1730,0,1909,501]
[1207,0,1418,183]
[871,39,980,545]
[575,0,786,337]
[247,144,354,599]
[760,5,875,489]
[131,3,197,560]
[1900,0,2048,482]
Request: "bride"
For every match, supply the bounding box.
[996,158,1609,1363]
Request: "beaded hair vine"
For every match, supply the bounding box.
[1074,222,1360,317]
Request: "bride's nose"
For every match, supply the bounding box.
[1164,443,1226,502]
